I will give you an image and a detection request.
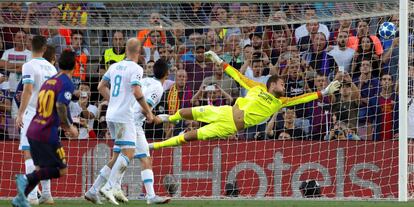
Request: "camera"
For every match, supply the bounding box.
[80,91,88,98]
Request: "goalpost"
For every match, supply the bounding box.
[0,0,413,201]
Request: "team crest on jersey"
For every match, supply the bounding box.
[64,92,72,100]
[151,93,158,101]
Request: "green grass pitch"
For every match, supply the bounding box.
[2,199,414,207]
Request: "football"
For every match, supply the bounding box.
[163,174,179,196]
[378,21,397,39]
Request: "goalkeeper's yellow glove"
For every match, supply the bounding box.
[321,80,341,96]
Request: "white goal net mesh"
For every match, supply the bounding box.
[0,0,413,199]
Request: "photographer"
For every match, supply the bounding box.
[69,83,97,139]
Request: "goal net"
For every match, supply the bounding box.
[0,0,413,200]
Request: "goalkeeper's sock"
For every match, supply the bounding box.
[103,154,129,190]
[90,165,111,194]
[25,158,39,200]
[40,179,51,197]
[141,169,155,198]
[168,110,183,123]
[153,134,186,149]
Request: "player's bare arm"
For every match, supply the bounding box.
[56,102,78,138]
[97,79,110,101]
[133,85,154,123]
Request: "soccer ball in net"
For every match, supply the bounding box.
[378,21,397,39]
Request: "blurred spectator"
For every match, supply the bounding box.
[266,109,306,140]
[327,30,355,73]
[158,44,175,69]
[325,117,360,141]
[96,100,108,139]
[191,84,233,106]
[241,56,271,96]
[184,45,214,91]
[144,60,155,77]
[0,30,31,119]
[305,74,332,140]
[347,19,383,56]
[159,69,193,137]
[270,35,289,66]
[180,32,204,63]
[46,20,67,58]
[302,32,335,77]
[99,31,125,76]
[295,5,330,44]
[40,7,72,46]
[381,37,399,80]
[206,30,224,56]
[331,80,360,134]
[25,33,33,51]
[368,73,399,141]
[1,3,33,49]
[69,84,98,139]
[137,12,166,48]
[332,12,355,41]
[351,35,381,79]
[58,3,88,26]
[408,66,414,138]
[0,33,4,58]
[68,30,88,89]
[202,63,239,99]
[239,20,254,47]
[221,34,243,69]
[179,3,208,30]
[267,11,292,45]
[239,3,251,21]
[0,73,11,140]
[166,21,188,52]
[144,30,163,63]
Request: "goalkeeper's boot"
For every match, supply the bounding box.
[113,189,129,203]
[38,194,54,205]
[84,190,103,205]
[146,195,171,205]
[100,187,119,205]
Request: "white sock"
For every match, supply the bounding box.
[90,165,111,194]
[141,169,155,198]
[40,180,51,197]
[116,171,126,191]
[103,154,129,190]
[25,159,38,200]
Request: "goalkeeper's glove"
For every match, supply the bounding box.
[321,80,341,96]
[204,51,223,65]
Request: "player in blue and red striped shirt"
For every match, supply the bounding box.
[12,50,79,207]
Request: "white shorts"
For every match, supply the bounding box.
[108,121,136,150]
[113,125,150,159]
[19,110,35,151]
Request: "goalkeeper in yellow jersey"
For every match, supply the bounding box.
[149,51,341,150]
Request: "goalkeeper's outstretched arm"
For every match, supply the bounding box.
[204,51,264,91]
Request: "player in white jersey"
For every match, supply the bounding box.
[111,60,171,204]
[85,38,154,205]
[15,36,57,205]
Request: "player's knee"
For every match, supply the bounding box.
[140,157,152,169]
[108,152,119,167]
[121,148,135,160]
[59,168,68,176]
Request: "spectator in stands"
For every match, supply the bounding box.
[266,109,306,140]
[25,34,33,51]
[158,44,175,69]
[96,100,108,139]
[206,30,223,56]
[295,5,330,45]
[184,45,213,91]
[332,12,355,41]
[166,21,188,52]
[202,63,240,99]
[180,32,204,63]
[407,66,414,138]
[40,7,72,46]
[1,3,33,49]
[239,3,251,21]
[144,60,155,77]
[68,30,88,89]
[239,20,254,47]
[381,37,399,80]
[331,79,360,135]
[327,30,355,73]
[0,74,11,140]
[46,19,67,58]
[137,12,166,48]
[270,35,289,66]
[351,35,381,79]
[347,19,383,56]
[179,3,208,33]
[303,32,335,77]
[144,30,164,63]
[58,3,88,26]
[0,34,4,58]
[160,69,193,137]
[99,31,125,76]
[305,74,332,140]
[368,73,399,141]
[69,83,98,139]
[325,119,360,141]
[221,34,243,69]
[250,31,264,53]
[191,84,233,106]
[1,30,31,119]
[267,11,292,45]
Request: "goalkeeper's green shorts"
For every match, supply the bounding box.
[191,105,238,140]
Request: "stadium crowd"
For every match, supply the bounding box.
[0,2,411,141]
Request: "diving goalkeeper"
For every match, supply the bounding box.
[149,51,341,149]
